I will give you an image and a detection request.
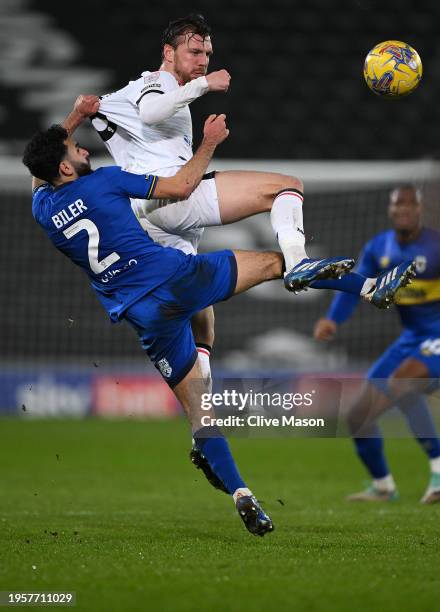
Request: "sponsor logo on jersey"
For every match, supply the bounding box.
[157,358,172,378]
[141,83,162,92]
[144,71,160,84]
[99,259,138,284]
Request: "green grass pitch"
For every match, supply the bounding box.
[1,418,440,611]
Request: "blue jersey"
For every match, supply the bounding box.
[327,228,440,335]
[32,166,188,321]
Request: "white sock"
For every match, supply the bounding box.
[270,189,308,271]
[196,346,212,385]
[233,487,253,503]
[373,474,396,492]
[360,277,376,297]
[429,456,440,474]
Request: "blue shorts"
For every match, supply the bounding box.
[368,331,440,389]
[123,250,237,387]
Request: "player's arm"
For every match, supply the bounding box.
[30,96,100,192]
[114,114,229,200]
[314,242,378,341]
[154,114,228,199]
[138,70,230,125]
[62,95,100,136]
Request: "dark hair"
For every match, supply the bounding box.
[161,13,211,57]
[22,124,68,184]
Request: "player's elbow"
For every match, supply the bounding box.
[139,109,160,126]
[139,103,167,126]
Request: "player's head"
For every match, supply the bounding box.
[161,13,212,83]
[388,184,422,234]
[22,124,92,185]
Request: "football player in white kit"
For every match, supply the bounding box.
[84,14,358,388]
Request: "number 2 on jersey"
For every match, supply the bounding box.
[64,219,120,273]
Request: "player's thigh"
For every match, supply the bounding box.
[233,249,283,294]
[124,295,198,388]
[367,336,412,392]
[215,170,302,224]
[146,178,221,233]
[161,250,238,315]
[139,217,201,255]
[388,337,440,397]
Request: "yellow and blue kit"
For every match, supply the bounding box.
[327,228,440,378]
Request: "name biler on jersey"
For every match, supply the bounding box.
[52,199,88,228]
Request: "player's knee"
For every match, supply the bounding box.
[388,360,430,399]
[263,175,304,210]
[277,175,304,195]
[191,309,215,347]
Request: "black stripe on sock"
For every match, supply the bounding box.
[275,187,304,198]
[196,343,212,353]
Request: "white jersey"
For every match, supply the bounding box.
[94,70,208,176]
[91,69,218,255]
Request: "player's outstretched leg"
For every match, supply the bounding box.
[216,171,311,277]
[174,358,274,536]
[308,260,417,310]
[364,260,416,309]
[284,257,355,293]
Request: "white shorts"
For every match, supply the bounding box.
[131,173,221,255]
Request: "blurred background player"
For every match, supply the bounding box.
[314,185,440,504]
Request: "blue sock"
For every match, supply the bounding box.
[194,426,246,494]
[398,394,440,459]
[311,272,366,295]
[353,424,390,478]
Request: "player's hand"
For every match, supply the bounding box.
[313,318,337,342]
[203,114,229,145]
[74,94,100,118]
[206,69,231,93]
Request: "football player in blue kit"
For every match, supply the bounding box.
[314,185,440,503]
[23,97,416,536]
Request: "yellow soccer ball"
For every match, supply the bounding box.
[363,40,422,98]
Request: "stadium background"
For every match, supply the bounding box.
[1,0,439,417]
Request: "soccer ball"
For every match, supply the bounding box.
[363,40,422,98]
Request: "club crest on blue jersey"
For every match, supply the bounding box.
[157,358,172,378]
[415,255,427,273]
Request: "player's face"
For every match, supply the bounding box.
[62,139,92,178]
[388,188,422,232]
[171,33,213,83]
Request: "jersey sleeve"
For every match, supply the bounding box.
[138,73,208,125]
[103,166,158,200]
[326,240,379,324]
[31,183,53,221]
[132,70,178,107]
